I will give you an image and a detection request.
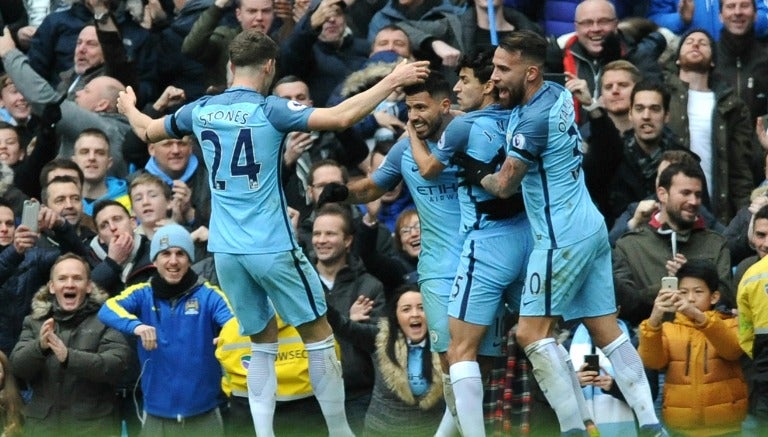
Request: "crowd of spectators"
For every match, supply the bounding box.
[0,0,767,435]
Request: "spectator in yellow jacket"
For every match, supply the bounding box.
[638,259,747,436]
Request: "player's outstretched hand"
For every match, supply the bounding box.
[389,59,430,87]
[451,152,496,186]
[318,182,349,208]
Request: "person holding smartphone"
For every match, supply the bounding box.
[569,321,637,436]
[638,259,746,436]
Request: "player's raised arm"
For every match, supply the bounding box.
[308,59,430,131]
[117,86,170,144]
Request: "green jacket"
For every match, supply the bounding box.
[613,214,732,327]
[664,74,754,223]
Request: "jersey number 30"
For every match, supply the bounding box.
[201,129,262,191]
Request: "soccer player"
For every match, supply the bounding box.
[320,72,500,436]
[452,31,664,436]
[115,29,429,437]
[408,47,533,436]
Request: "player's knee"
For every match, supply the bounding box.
[515,322,549,348]
[447,339,480,365]
[249,316,278,343]
[295,315,333,343]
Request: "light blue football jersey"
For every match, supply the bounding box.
[371,138,462,281]
[165,87,314,254]
[505,82,603,249]
[433,104,518,234]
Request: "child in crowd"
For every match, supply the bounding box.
[638,259,747,435]
[129,173,174,241]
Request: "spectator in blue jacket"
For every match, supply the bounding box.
[649,0,768,40]
[99,223,234,437]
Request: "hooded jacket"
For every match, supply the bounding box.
[613,212,732,326]
[364,320,444,436]
[81,177,131,217]
[10,285,131,436]
[638,310,746,436]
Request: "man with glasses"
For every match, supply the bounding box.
[561,0,665,123]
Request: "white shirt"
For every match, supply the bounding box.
[687,89,715,197]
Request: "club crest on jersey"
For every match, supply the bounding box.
[287,101,308,111]
[184,298,200,315]
[511,133,526,150]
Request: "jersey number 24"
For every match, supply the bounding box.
[201,129,262,191]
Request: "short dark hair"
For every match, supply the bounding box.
[676,259,719,294]
[755,204,768,222]
[630,80,671,113]
[229,29,278,68]
[0,198,14,215]
[272,75,306,92]
[0,121,19,136]
[93,199,130,223]
[75,127,111,149]
[498,30,548,67]
[315,203,354,236]
[41,175,81,204]
[456,46,496,84]
[403,72,451,100]
[40,158,85,189]
[308,159,349,187]
[658,162,706,191]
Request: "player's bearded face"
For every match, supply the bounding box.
[506,75,526,108]
[405,92,445,140]
[491,49,527,108]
